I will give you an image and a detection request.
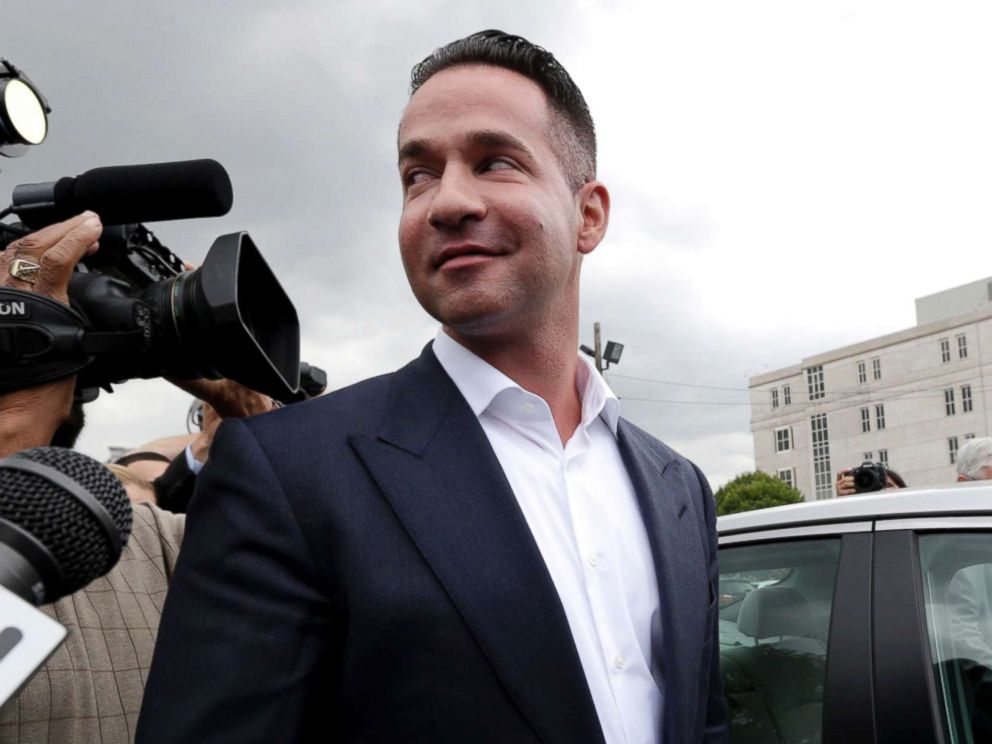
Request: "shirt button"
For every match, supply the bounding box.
[614,654,625,670]
[587,552,600,568]
[522,402,535,414]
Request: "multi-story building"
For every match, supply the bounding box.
[750,277,992,499]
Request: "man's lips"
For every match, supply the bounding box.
[434,244,503,270]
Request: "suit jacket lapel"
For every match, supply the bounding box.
[617,420,710,744]
[349,346,606,744]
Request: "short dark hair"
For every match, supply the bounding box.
[885,467,907,489]
[409,30,596,191]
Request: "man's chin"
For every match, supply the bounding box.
[438,311,518,342]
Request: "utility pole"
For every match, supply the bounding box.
[593,321,603,375]
[581,322,621,377]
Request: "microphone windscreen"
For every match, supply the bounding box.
[0,447,131,600]
[70,159,234,224]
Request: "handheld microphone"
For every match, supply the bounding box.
[0,446,132,707]
[0,446,132,605]
[10,158,234,228]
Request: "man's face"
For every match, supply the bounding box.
[397,65,591,340]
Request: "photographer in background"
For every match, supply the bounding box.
[836,462,907,496]
[0,212,102,455]
[0,212,173,744]
[0,213,274,743]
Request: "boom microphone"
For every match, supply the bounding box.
[10,158,234,228]
[0,446,132,605]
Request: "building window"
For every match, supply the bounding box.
[811,414,832,499]
[962,384,973,413]
[875,404,886,430]
[965,433,976,440]
[879,449,888,466]
[783,385,791,405]
[958,333,968,359]
[945,388,956,416]
[860,407,871,433]
[807,365,825,401]
[771,388,779,409]
[775,427,792,452]
[777,468,795,489]
[862,451,873,462]
[872,357,881,380]
[857,361,867,384]
[949,436,959,465]
[940,338,951,363]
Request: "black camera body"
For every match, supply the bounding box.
[0,164,301,401]
[0,61,303,401]
[851,461,888,493]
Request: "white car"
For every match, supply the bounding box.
[717,483,992,743]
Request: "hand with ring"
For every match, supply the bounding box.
[0,212,103,455]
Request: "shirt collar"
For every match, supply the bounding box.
[432,330,620,436]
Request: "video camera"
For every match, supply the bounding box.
[0,58,303,402]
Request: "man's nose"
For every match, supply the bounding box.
[427,168,486,228]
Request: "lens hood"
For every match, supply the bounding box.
[172,232,300,399]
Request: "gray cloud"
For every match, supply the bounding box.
[13,1,977,490]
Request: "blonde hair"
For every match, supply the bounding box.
[105,463,155,491]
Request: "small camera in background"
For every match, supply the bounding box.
[851,461,889,493]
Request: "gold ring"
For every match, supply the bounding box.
[8,258,41,285]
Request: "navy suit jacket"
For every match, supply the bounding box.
[136,345,727,743]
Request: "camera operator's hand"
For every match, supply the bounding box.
[836,469,857,496]
[0,212,102,456]
[167,377,277,421]
[167,378,276,464]
[189,402,221,465]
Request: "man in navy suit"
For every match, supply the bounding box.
[137,30,727,744]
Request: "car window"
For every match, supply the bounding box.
[919,533,992,744]
[718,539,841,744]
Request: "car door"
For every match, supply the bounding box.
[894,519,992,743]
[720,517,992,743]
[718,523,874,744]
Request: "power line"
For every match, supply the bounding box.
[606,372,752,393]
[617,386,990,410]
[618,396,755,407]
[607,371,992,409]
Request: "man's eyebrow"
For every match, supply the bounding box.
[398,138,430,166]
[464,130,533,157]
[397,130,534,166]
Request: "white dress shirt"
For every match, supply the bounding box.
[432,331,663,744]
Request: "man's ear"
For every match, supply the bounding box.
[576,181,610,256]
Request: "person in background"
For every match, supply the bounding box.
[957,437,992,482]
[0,213,273,743]
[835,465,907,496]
[106,462,157,503]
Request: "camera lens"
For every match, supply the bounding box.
[138,232,299,398]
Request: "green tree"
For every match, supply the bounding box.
[714,471,804,516]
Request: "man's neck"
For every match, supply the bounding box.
[444,326,582,445]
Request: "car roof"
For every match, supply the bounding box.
[717,481,992,535]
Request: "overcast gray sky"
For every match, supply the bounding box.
[4,1,992,488]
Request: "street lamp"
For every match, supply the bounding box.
[603,341,624,367]
[580,324,624,373]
